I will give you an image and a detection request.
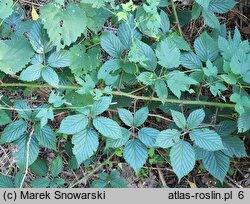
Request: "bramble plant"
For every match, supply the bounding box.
[0,0,249,188]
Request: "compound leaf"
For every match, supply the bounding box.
[170,141,195,181]
[100,32,125,58]
[133,107,149,127]
[138,127,159,148]
[41,67,59,87]
[0,38,34,74]
[118,108,134,127]
[171,110,186,129]
[13,134,39,170]
[30,158,48,177]
[194,32,219,62]
[187,109,205,130]
[40,3,87,49]
[91,96,112,116]
[93,116,122,139]
[0,175,14,188]
[190,128,224,151]
[59,114,88,135]
[34,124,57,150]
[124,139,148,172]
[1,120,27,143]
[156,38,180,69]
[155,129,180,148]
[106,128,130,149]
[202,150,230,183]
[50,156,63,177]
[72,129,99,164]
[48,50,71,68]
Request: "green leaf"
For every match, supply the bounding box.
[1,120,27,143]
[97,59,121,85]
[216,120,237,137]
[19,64,43,82]
[238,109,250,133]
[50,178,65,188]
[91,96,112,116]
[118,108,134,127]
[192,2,202,19]
[194,32,219,62]
[124,139,148,172]
[169,33,191,51]
[34,124,57,150]
[106,128,130,149]
[204,60,218,77]
[68,156,80,169]
[28,20,54,54]
[208,0,236,14]
[48,50,70,68]
[202,150,230,183]
[195,0,210,9]
[156,38,180,69]
[128,40,157,71]
[31,178,51,188]
[218,27,241,61]
[133,107,149,127]
[40,3,87,49]
[117,16,142,49]
[170,141,195,181]
[100,32,125,58]
[14,100,32,120]
[221,136,247,158]
[230,93,250,115]
[60,114,88,135]
[0,175,14,188]
[202,9,220,29]
[167,71,198,98]
[93,116,122,139]
[92,173,109,188]
[187,109,205,129]
[13,134,39,170]
[155,80,168,101]
[41,67,59,87]
[92,170,127,188]
[14,171,25,188]
[220,73,237,85]
[137,72,157,86]
[138,127,159,148]
[155,129,180,148]
[171,110,186,129]
[69,44,101,76]
[30,158,48,176]
[35,106,54,127]
[80,4,109,33]
[180,52,202,69]
[0,110,12,126]
[0,38,34,74]
[0,0,13,19]
[160,10,170,33]
[190,128,224,151]
[50,156,63,177]
[72,128,99,164]
[230,50,250,84]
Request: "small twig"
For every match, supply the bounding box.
[69,152,116,188]
[170,0,183,37]
[226,175,243,188]
[156,165,168,188]
[148,113,173,122]
[19,125,34,188]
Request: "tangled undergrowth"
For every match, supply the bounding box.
[0,0,250,188]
